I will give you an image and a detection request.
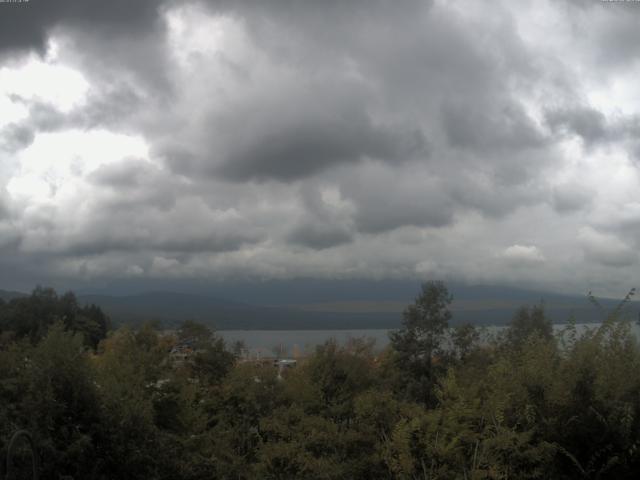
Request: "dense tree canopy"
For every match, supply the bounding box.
[0,287,110,347]
[504,304,553,350]
[389,281,453,405]
[2,284,640,479]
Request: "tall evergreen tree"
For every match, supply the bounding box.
[389,280,452,405]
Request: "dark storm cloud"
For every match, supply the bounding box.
[284,186,354,249]
[286,224,352,250]
[157,0,548,213]
[546,106,640,151]
[355,199,452,234]
[340,166,454,234]
[447,172,544,219]
[218,111,426,182]
[86,160,181,212]
[7,84,145,138]
[160,73,428,182]
[442,100,545,152]
[0,0,177,96]
[199,0,431,55]
[17,191,266,256]
[546,107,608,145]
[65,230,261,256]
[0,0,166,54]
[0,102,61,155]
[4,0,639,293]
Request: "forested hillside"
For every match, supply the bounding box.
[2,283,640,479]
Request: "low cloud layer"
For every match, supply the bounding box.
[1,0,640,296]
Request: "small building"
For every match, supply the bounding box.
[169,339,197,363]
[274,358,297,380]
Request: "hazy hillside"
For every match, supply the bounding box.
[3,283,636,330]
[75,283,639,330]
[0,289,28,302]
[76,291,399,330]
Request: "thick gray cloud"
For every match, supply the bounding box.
[579,227,637,268]
[0,0,165,54]
[286,224,352,250]
[283,186,354,249]
[89,159,153,190]
[546,106,640,166]
[158,68,428,182]
[217,108,425,182]
[149,0,546,191]
[1,0,640,296]
[551,183,595,213]
[0,0,178,98]
[336,164,454,234]
[64,229,261,256]
[442,100,544,153]
[546,107,609,146]
[1,124,34,152]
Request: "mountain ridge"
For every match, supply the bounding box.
[3,283,637,330]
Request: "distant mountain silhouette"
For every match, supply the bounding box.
[76,291,398,330]
[3,283,637,330]
[0,289,28,302]
[78,284,639,330]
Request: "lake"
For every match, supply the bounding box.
[219,322,640,357]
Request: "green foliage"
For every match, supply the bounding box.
[451,322,481,361]
[389,280,453,405]
[0,323,101,479]
[176,319,236,385]
[504,304,553,350]
[0,286,110,348]
[304,338,376,419]
[4,284,640,479]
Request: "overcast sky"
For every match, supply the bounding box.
[1,0,640,296]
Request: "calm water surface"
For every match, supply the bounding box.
[219,323,640,357]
